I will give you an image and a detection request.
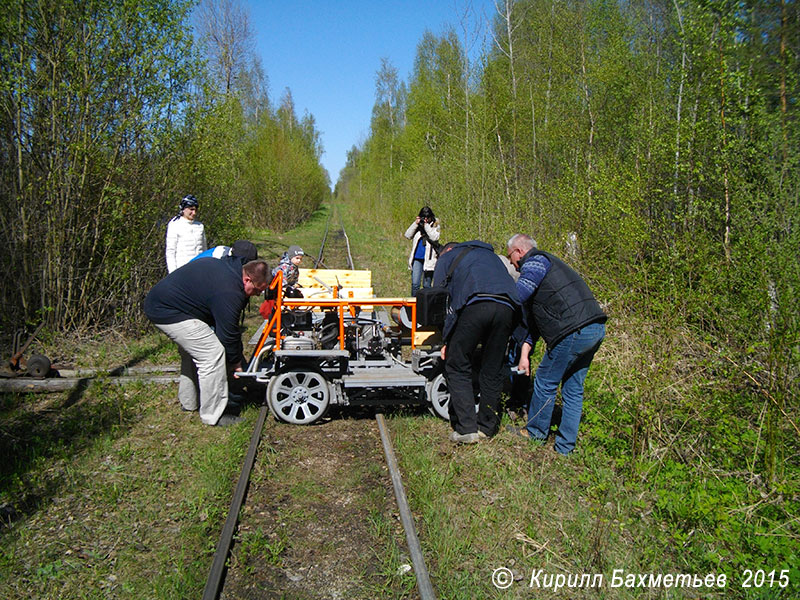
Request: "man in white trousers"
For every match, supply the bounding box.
[144,256,269,426]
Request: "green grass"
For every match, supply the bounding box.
[365,505,418,599]
[236,527,286,571]
[0,373,258,599]
[2,200,797,598]
[339,198,799,599]
[0,200,409,599]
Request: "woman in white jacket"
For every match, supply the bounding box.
[404,206,441,296]
[165,194,207,273]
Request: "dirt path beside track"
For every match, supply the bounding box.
[220,409,421,599]
[221,207,424,598]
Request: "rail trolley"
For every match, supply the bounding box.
[239,269,451,425]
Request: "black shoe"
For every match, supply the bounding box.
[228,392,247,404]
[223,400,241,416]
[215,415,243,427]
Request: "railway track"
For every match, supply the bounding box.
[205,208,437,599]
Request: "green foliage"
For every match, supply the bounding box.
[652,456,799,582]
[0,0,197,332]
[339,0,799,458]
[239,113,330,230]
[0,0,329,334]
[339,0,800,590]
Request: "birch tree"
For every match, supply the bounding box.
[196,0,255,94]
[0,0,195,330]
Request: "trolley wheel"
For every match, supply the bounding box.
[426,373,450,420]
[26,354,51,378]
[267,370,330,425]
[425,373,481,421]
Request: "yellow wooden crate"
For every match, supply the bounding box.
[302,287,375,300]
[295,268,374,306]
[298,268,372,290]
[414,327,442,347]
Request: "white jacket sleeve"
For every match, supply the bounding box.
[165,219,178,273]
[404,221,419,239]
[199,224,207,253]
[423,222,440,241]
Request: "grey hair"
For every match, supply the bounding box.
[506,233,537,252]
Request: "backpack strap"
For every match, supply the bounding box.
[444,247,474,284]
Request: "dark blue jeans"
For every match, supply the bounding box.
[411,259,432,297]
[526,322,605,454]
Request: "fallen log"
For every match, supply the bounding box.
[0,375,180,393]
[54,365,179,377]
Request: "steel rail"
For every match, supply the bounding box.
[316,209,332,267]
[335,207,434,598]
[202,404,270,600]
[336,206,354,269]
[311,213,435,595]
[208,212,436,599]
[376,413,437,600]
[204,218,334,600]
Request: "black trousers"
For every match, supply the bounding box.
[445,300,514,436]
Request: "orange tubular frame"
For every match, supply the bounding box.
[250,270,419,364]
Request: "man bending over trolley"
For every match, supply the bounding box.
[144,257,270,426]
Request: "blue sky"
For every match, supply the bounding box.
[244,0,497,186]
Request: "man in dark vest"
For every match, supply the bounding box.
[434,240,520,443]
[505,234,606,455]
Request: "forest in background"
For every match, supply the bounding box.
[0,0,330,332]
[0,0,796,586]
[337,0,799,576]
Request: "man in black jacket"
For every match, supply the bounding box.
[506,234,606,454]
[144,257,269,426]
[433,241,520,443]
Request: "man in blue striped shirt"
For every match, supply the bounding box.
[506,234,607,455]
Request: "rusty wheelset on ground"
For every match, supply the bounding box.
[1,322,51,379]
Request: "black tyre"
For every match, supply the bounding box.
[27,354,51,378]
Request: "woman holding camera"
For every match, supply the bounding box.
[404,206,441,296]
